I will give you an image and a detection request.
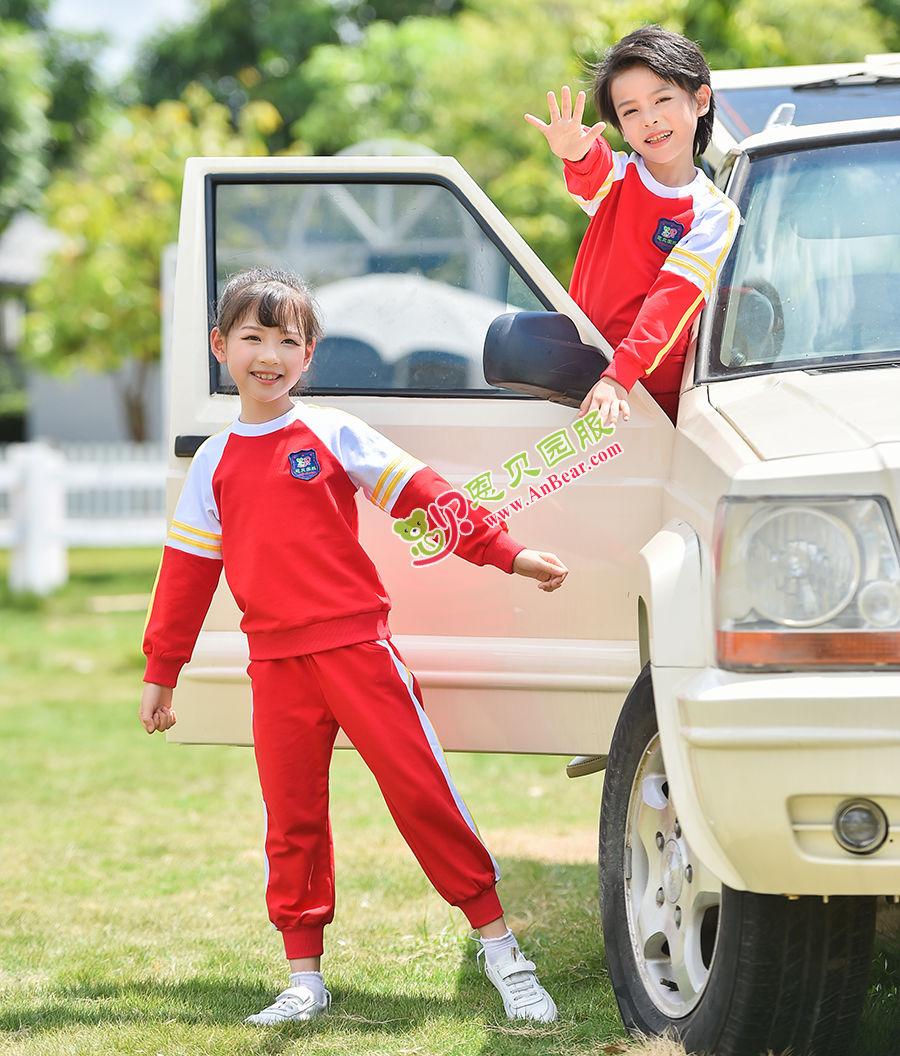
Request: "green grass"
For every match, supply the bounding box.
[0,550,896,1056]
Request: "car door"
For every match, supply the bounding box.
[165,152,673,753]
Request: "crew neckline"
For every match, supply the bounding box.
[231,404,302,436]
[632,152,701,197]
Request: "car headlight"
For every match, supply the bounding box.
[715,496,900,669]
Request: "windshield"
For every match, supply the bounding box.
[716,81,900,139]
[702,137,900,380]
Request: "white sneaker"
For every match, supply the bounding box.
[244,984,331,1024]
[482,948,558,1023]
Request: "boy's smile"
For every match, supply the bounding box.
[211,314,315,423]
[610,65,710,187]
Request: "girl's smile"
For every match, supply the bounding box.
[210,315,315,423]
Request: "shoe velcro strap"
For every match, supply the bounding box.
[494,957,537,980]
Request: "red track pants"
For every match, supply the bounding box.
[249,639,503,959]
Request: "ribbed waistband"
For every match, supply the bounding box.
[246,610,391,659]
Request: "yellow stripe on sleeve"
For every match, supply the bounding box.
[377,456,426,509]
[171,519,222,543]
[371,454,424,509]
[644,288,707,377]
[668,246,714,278]
[666,255,712,287]
[371,456,406,507]
[167,530,223,554]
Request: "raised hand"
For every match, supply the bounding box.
[525,86,606,163]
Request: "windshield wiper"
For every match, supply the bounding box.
[804,356,900,374]
[795,73,900,90]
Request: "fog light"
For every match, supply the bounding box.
[833,799,889,854]
[857,580,900,627]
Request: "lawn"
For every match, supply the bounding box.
[0,550,896,1056]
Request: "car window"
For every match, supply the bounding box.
[210,177,549,396]
[717,82,900,139]
[701,138,900,380]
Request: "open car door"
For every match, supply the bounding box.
[166,153,672,753]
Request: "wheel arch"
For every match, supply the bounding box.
[637,518,707,670]
[637,521,746,890]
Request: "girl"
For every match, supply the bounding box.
[139,268,567,1025]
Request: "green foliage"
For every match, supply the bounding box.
[0,0,46,29]
[0,0,102,178]
[678,0,895,68]
[870,0,900,46]
[132,0,462,153]
[293,0,618,284]
[0,21,50,224]
[43,29,106,167]
[21,89,276,440]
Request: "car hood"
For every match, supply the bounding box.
[706,367,900,460]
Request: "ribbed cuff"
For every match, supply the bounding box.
[456,886,504,930]
[482,531,525,574]
[143,658,182,688]
[563,136,605,174]
[281,924,326,959]
[600,354,642,393]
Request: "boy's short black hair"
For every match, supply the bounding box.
[592,25,715,156]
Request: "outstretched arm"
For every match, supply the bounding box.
[525,86,606,162]
[512,549,568,592]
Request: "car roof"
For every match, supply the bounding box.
[711,56,900,90]
[705,57,900,166]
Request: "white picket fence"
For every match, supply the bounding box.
[0,441,167,595]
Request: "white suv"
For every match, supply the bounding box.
[164,83,900,1055]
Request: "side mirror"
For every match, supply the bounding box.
[483,312,609,408]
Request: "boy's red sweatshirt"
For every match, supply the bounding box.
[564,137,739,419]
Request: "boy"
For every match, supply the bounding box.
[526,25,739,425]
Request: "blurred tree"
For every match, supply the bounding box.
[868,0,900,45]
[292,0,896,282]
[133,0,461,152]
[21,89,279,440]
[292,0,635,283]
[0,0,44,27]
[0,0,102,172]
[0,21,50,223]
[43,29,105,167]
[676,0,893,68]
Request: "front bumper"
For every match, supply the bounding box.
[652,666,900,895]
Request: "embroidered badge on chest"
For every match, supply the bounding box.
[653,218,685,252]
[288,449,321,481]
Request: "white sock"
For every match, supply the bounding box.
[480,928,519,966]
[289,970,326,1003]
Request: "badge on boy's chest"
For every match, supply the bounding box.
[287,449,321,481]
[652,217,685,253]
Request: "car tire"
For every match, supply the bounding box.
[599,664,876,1056]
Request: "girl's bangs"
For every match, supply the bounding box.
[253,287,306,336]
